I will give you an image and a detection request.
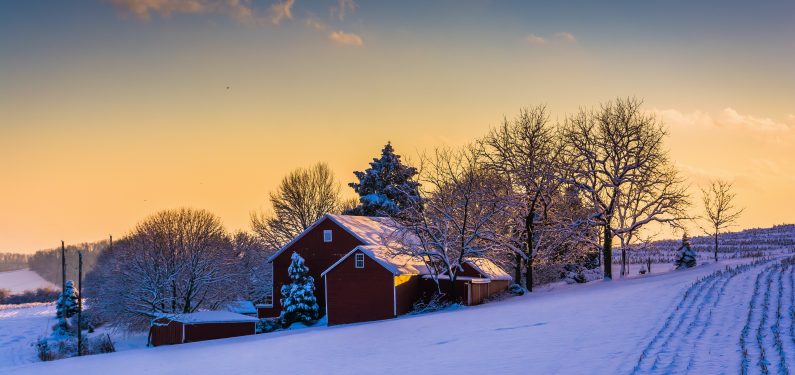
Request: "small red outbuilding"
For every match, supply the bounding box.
[149,311,259,347]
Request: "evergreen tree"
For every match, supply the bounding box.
[56,280,79,320]
[674,234,697,269]
[279,252,319,326]
[345,142,421,217]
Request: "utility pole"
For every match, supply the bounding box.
[77,251,83,356]
[61,240,66,292]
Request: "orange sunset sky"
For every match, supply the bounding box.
[1,1,793,252]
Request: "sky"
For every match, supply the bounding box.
[1,0,794,253]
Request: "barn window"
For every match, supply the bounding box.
[355,253,365,268]
[323,230,333,242]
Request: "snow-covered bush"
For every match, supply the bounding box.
[562,264,602,284]
[56,280,79,321]
[279,253,319,326]
[675,235,697,269]
[410,293,454,315]
[90,334,116,354]
[508,283,525,295]
[257,318,282,333]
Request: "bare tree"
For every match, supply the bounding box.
[480,106,562,291]
[251,163,350,250]
[613,164,689,276]
[396,146,514,302]
[85,208,237,330]
[232,231,275,304]
[562,98,685,280]
[701,179,744,262]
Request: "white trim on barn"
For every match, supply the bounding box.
[324,273,329,319]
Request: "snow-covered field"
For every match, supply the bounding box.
[4,256,793,374]
[0,303,56,368]
[0,269,57,294]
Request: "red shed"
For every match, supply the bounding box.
[321,245,427,325]
[149,311,258,347]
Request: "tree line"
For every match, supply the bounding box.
[75,96,744,329]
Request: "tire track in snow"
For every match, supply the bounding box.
[771,264,789,375]
[632,269,724,374]
[681,262,760,373]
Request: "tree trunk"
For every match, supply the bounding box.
[525,213,534,292]
[603,225,613,280]
[514,253,522,285]
[449,273,459,303]
[620,248,627,277]
[714,230,719,262]
[525,257,534,292]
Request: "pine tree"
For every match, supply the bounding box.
[279,252,319,326]
[56,280,79,320]
[345,142,421,217]
[674,234,697,269]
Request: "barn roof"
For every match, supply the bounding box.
[267,214,418,263]
[156,311,259,324]
[465,258,513,281]
[321,245,429,277]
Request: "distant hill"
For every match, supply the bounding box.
[614,224,795,264]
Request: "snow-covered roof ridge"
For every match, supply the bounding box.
[155,311,259,324]
[322,245,429,277]
[267,214,420,263]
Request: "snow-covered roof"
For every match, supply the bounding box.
[422,274,492,283]
[321,245,429,277]
[225,300,256,315]
[465,258,513,281]
[267,214,419,262]
[156,311,259,324]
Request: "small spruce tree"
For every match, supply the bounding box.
[345,142,421,217]
[279,253,319,326]
[674,234,697,269]
[56,280,79,321]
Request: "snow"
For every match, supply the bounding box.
[225,300,256,315]
[0,303,55,368]
[0,303,148,370]
[158,311,259,324]
[0,269,58,294]
[7,256,792,374]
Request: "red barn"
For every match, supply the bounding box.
[259,214,513,325]
[149,311,258,347]
[322,245,513,325]
[321,245,428,325]
[259,214,412,319]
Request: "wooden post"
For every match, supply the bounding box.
[77,251,83,356]
[61,241,66,292]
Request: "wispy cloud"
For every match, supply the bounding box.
[658,108,792,133]
[526,31,577,46]
[330,0,356,21]
[328,30,363,46]
[269,0,295,25]
[304,16,326,31]
[108,0,257,23]
[526,34,546,45]
[554,32,577,44]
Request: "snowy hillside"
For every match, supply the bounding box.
[616,224,795,264]
[0,269,58,294]
[6,256,794,374]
